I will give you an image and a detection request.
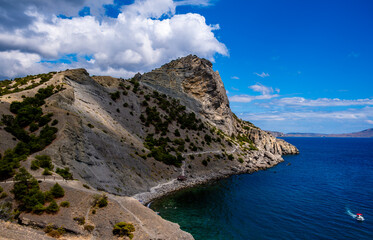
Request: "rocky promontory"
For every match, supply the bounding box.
[0,55,298,239]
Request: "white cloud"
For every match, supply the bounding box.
[229,93,279,103]
[0,50,46,78]
[231,76,239,79]
[254,72,270,78]
[175,0,213,7]
[0,0,227,78]
[241,107,373,122]
[231,87,239,91]
[366,120,373,124]
[272,97,373,107]
[229,83,279,103]
[249,84,274,95]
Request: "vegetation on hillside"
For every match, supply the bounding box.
[0,72,55,96]
[113,222,135,239]
[0,85,62,180]
[11,167,64,214]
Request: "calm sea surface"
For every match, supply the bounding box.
[151,138,373,239]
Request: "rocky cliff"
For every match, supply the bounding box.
[0,55,298,239]
[139,55,298,156]
[140,55,236,135]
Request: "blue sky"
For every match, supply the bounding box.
[0,0,372,133]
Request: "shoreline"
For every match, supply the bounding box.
[132,156,285,205]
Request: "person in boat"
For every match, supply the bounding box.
[356,213,364,221]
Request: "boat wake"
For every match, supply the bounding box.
[346,208,356,219]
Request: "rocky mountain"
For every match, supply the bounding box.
[269,128,373,138]
[0,55,298,239]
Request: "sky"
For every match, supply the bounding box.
[0,0,372,133]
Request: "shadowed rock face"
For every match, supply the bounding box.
[140,55,235,135]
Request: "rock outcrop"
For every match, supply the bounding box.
[139,55,298,154]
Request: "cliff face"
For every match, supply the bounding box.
[140,55,235,135]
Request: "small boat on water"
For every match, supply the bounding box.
[356,213,365,221]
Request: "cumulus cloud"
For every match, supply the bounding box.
[0,0,112,30]
[271,97,373,107]
[254,72,270,78]
[0,50,46,78]
[0,0,227,79]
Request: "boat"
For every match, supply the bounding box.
[356,213,365,221]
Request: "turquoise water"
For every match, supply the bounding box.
[151,138,373,239]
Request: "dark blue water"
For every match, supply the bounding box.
[151,138,373,239]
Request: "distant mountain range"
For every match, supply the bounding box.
[269,128,373,138]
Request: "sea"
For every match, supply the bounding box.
[150,138,373,240]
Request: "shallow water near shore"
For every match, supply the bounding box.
[151,138,373,239]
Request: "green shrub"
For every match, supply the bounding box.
[87,123,94,128]
[112,222,135,239]
[84,224,95,232]
[44,191,54,202]
[42,168,52,175]
[174,129,180,137]
[44,225,65,238]
[141,100,148,107]
[50,183,64,198]
[0,192,7,199]
[202,160,208,166]
[93,194,108,208]
[228,154,234,161]
[29,122,39,132]
[238,158,244,163]
[110,91,120,101]
[11,168,44,212]
[60,201,70,208]
[38,114,52,127]
[46,200,59,214]
[204,134,212,144]
[51,119,58,126]
[0,186,3,193]
[0,202,13,221]
[30,160,40,170]
[56,167,73,180]
[35,155,53,170]
[32,203,45,215]
[97,195,108,208]
[73,216,85,225]
[83,184,90,189]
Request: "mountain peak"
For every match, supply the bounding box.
[139,55,234,134]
